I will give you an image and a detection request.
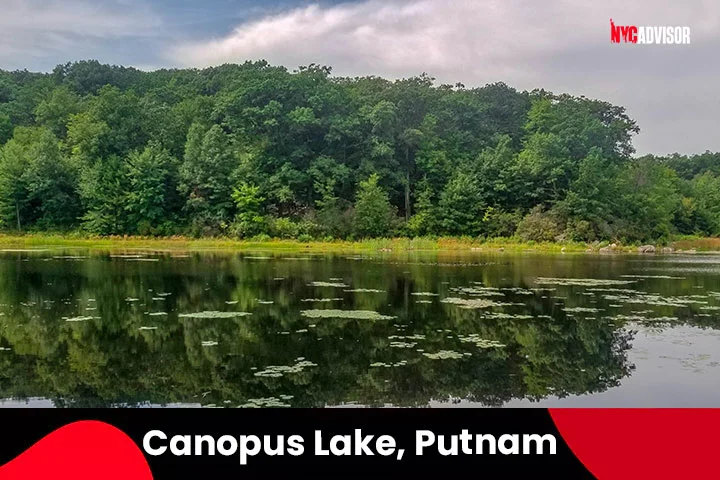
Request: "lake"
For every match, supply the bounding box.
[0,248,718,408]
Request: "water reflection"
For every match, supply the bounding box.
[0,249,718,407]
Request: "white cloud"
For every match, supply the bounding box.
[0,0,161,65]
[168,0,720,155]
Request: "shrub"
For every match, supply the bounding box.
[268,217,300,239]
[482,207,521,238]
[516,206,564,242]
[563,219,596,242]
[251,233,271,242]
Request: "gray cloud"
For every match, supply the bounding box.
[0,0,162,69]
[168,0,720,155]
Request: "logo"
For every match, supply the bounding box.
[610,19,690,44]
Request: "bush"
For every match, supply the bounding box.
[297,233,313,243]
[482,207,521,238]
[186,212,227,238]
[229,218,265,239]
[516,206,564,242]
[268,217,300,239]
[563,219,596,242]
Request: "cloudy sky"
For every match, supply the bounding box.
[1,0,717,155]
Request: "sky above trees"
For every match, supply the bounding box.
[0,0,718,155]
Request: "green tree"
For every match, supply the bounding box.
[79,156,129,234]
[691,173,720,235]
[354,174,394,238]
[0,127,79,229]
[557,149,622,240]
[22,128,80,228]
[0,59,715,242]
[407,179,436,237]
[616,160,681,242]
[315,178,350,238]
[231,183,265,238]
[179,124,237,232]
[34,86,82,137]
[126,142,179,234]
[0,138,29,229]
[437,171,484,236]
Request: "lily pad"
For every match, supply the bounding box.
[300,309,395,320]
[179,311,252,319]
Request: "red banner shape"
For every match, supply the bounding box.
[0,420,152,480]
[550,409,720,479]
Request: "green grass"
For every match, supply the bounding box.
[0,233,717,253]
[0,233,587,253]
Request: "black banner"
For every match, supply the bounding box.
[0,409,593,478]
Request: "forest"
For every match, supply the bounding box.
[0,60,718,243]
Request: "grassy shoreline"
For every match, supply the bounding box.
[0,233,718,253]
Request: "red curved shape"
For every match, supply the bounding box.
[550,409,720,480]
[0,420,152,480]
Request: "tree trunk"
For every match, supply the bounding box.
[405,172,411,221]
[15,200,21,231]
[405,148,411,220]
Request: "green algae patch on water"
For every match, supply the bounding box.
[178,311,252,319]
[422,350,469,360]
[621,275,686,280]
[300,309,395,320]
[440,297,513,309]
[370,361,408,368]
[237,397,292,408]
[63,315,97,322]
[458,334,506,348]
[534,277,637,286]
[308,281,349,288]
[389,341,417,349]
[485,312,534,320]
[253,358,318,378]
[563,307,604,313]
[602,293,709,307]
[388,334,426,341]
[605,314,679,323]
[451,286,505,297]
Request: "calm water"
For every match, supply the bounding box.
[0,249,719,408]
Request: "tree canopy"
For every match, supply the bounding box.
[0,60,717,242]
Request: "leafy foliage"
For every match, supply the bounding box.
[354,174,394,238]
[0,60,716,241]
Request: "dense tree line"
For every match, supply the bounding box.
[0,60,718,242]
